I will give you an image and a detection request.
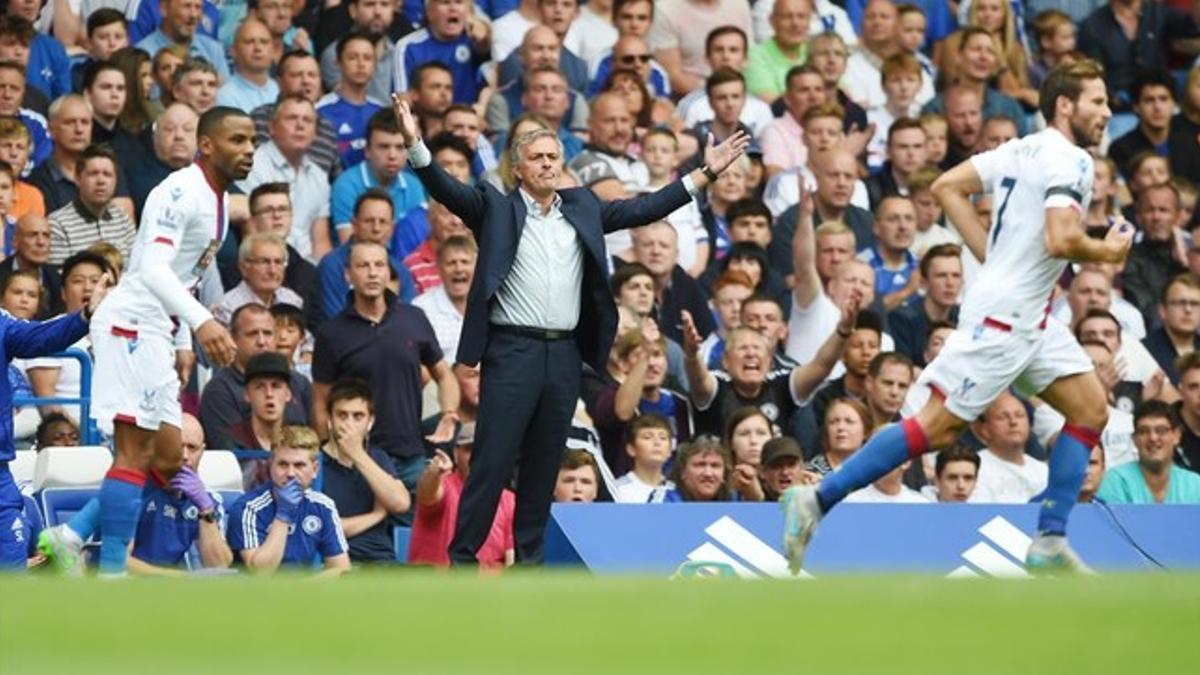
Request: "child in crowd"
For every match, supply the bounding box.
[0,160,15,257]
[613,414,675,503]
[271,304,312,381]
[1029,9,1075,90]
[896,3,937,86]
[867,53,924,172]
[907,166,959,256]
[640,126,708,277]
[700,269,755,369]
[919,113,948,168]
[0,121,42,218]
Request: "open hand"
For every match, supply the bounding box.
[702,130,751,175]
[390,93,420,147]
[680,310,702,357]
[836,292,862,336]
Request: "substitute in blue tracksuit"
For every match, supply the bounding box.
[0,298,102,569]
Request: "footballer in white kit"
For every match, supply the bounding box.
[73,107,252,576]
[915,127,1097,418]
[781,61,1134,576]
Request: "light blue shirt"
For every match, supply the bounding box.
[215,73,279,113]
[1096,461,1200,504]
[136,30,230,79]
[330,160,427,233]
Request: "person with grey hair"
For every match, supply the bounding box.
[210,232,305,326]
[29,94,133,216]
[392,92,748,566]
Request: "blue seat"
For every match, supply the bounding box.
[38,488,99,528]
[393,525,412,563]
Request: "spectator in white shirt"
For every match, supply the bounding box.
[677,26,774,136]
[844,460,929,502]
[211,233,305,327]
[930,444,979,502]
[612,413,674,503]
[565,0,618,63]
[411,234,476,362]
[970,392,1048,503]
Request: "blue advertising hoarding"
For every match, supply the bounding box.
[545,503,1200,577]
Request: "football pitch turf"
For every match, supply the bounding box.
[2,571,1196,674]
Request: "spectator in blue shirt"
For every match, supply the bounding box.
[0,63,52,173]
[316,188,417,322]
[857,196,918,309]
[393,0,488,105]
[226,425,351,575]
[135,0,230,80]
[316,31,385,169]
[125,413,233,575]
[0,12,70,101]
[215,18,279,113]
[127,0,221,45]
[330,109,427,243]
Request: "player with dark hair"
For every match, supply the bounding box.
[783,60,1132,574]
[39,107,256,577]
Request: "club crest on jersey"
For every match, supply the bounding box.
[302,515,323,535]
[184,505,199,521]
[455,44,470,63]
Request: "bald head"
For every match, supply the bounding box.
[944,86,983,150]
[233,17,273,76]
[154,103,200,169]
[521,24,561,69]
[14,214,50,266]
[589,92,634,155]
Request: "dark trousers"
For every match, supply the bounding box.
[449,330,581,565]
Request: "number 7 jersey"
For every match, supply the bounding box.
[964,128,1094,333]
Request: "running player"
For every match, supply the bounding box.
[48,107,251,577]
[781,60,1132,574]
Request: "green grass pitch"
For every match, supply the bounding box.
[2,571,1197,674]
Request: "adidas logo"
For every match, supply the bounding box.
[948,515,1032,578]
[682,516,809,579]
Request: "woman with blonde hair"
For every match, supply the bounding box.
[937,0,1037,108]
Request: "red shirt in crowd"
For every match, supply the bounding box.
[408,470,514,567]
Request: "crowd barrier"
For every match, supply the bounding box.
[545,503,1200,577]
[12,349,100,445]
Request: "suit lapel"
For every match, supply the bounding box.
[558,191,604,265]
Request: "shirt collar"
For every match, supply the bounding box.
[518,187,562,215]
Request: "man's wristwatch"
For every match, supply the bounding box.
[700,164,719,182]
[199,509,219,524]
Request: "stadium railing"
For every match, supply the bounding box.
[12,348,100,445]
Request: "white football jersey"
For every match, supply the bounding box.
[962,129,1094,332]
[103,163,228,336]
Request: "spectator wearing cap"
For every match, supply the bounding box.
[410,423,515,567]
[553,449,602,502]
[929,444,979,502]
[221,351,294,486]
[760,436,803,501]
[1098,400,1200,504]
[317,379,410,562]
[199,304,312,449]
[46,145,136,267]
[312,240,459,495]
[134,0,230,80]
[211,233,305,327]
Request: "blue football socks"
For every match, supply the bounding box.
[97,468,146,575]
[816,419,928,511]
[1038,424,1100,536]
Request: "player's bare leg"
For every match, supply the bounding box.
[782,395,968,573]
[1026,371,1108,574]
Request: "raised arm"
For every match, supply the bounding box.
[790,295,858,402]
[393,95,487,227]
[598,131,751,234]
[791,175,822,310]
[680,311,718,409]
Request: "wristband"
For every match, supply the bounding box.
[701,164,719,182]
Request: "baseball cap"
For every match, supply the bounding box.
[761,437,803,466]
[243,352,291,384]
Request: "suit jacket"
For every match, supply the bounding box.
[412,160,692,372]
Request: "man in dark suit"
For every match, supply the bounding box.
[393,95,748,564]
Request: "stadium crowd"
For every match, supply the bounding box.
[4,0,1200,573]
